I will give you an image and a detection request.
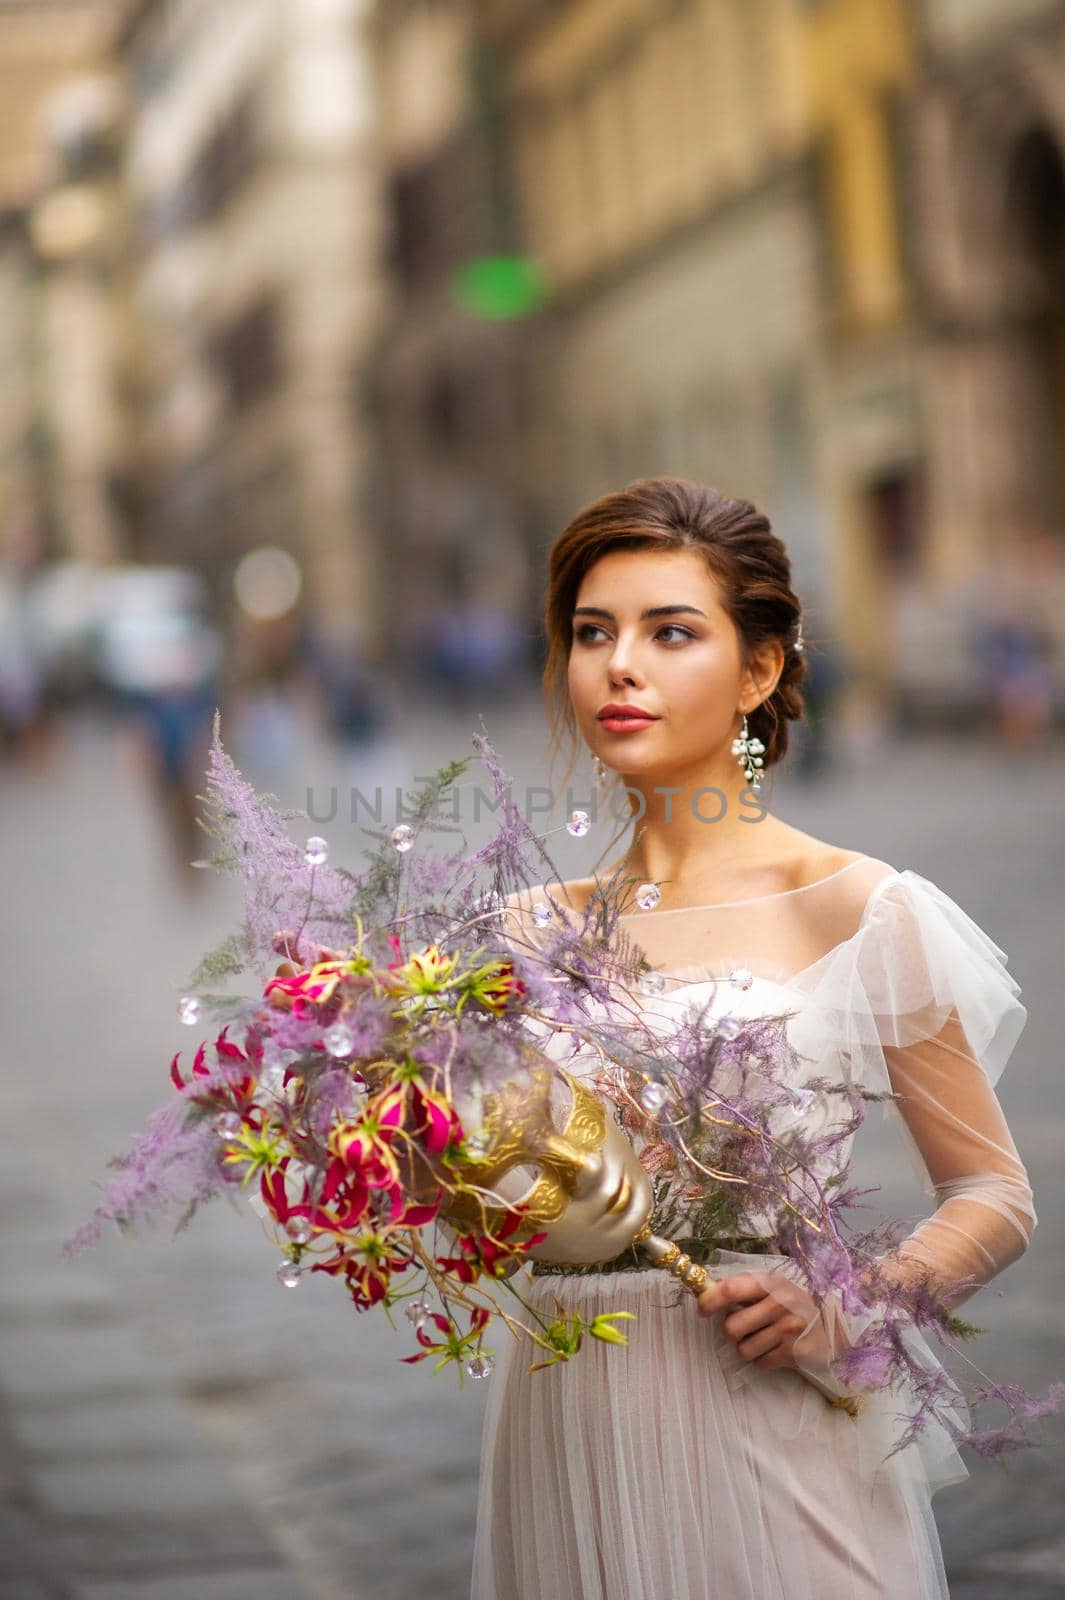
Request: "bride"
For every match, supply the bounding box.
[468,477,1036,1600]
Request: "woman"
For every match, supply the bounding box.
[469,479,1036,1600]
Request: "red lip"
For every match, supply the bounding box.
[597,704,658,720]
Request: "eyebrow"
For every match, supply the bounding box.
[572,604,708,621]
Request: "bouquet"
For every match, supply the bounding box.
[69,715,1063,1461]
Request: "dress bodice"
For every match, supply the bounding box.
[531,968,848,1241]
[505,854,1034,1268]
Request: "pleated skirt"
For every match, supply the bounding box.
[470,1261,960,1600]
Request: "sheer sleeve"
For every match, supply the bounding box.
[853,870,1036,1307]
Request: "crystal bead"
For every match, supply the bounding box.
[634,882,661,911]
[787,1086,816,1116]
[391,824,415,852]
[276,1258,303,1288]
[285,1217,313,1245]
[716,1014,742,1040]
[404,1297,431,1328]
[464,1129,491,1157]
[640,1080,668,1114]
[323,1022,354,1058]
[639,970,666,996]
[566,809,590,837]
[464,1353,495,1380]
[531,901,553,928]
[177,995,202,1026]
[214,1110,242,1139]
[729,966,754,990]
[304,835,328,866]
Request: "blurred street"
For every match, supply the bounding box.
[2,701,1063,1600]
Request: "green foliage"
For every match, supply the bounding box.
[941,1310,987,1340]
[184,933,252,992]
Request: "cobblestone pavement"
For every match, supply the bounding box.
[2,699,1063,1598]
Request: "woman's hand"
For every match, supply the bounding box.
[696,1273,830,1373]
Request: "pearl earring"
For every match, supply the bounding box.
[731,713,766,790]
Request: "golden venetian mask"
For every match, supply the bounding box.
[446,1045,653,1264]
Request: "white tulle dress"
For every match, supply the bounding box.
[469,856,1036,1600]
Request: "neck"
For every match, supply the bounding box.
[608,757,771,890]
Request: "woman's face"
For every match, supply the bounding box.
[567,547,777,784]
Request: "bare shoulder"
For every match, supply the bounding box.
[794,844,871,890]
[740,823,866,893]
[784,834,897,919]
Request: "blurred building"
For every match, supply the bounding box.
[474,0,1064,721]
[0,207,42,566]
[113,0,386,650]
[367,0,541,693]
[486,0,919,711]
[3,0,1064,721]
[0,1,124,570]
[905,0,1065,714]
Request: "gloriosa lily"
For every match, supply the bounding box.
[400,1304,492,1373]
[220,1119,286,1186]
[263,948,374,1009]
[435,1207,548,1284]
[171,1027,257,1113]
[390,1055,465,1157]
[314,1223,415,1310]
[384,943,459,1013]
[453,957,526,1017]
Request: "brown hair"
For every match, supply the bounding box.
[542,476,806,784]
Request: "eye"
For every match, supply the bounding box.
[573,622,696,645]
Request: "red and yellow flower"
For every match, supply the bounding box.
[400,1305,492,1372]
[454,957,526,1017]
[434,1206,547,1285]
[263,949,374,1010]
[314,1223,416,1310]
[384,942,458,1013]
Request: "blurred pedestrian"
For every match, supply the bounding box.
[96,568,221,880]
[969,552,1055,750]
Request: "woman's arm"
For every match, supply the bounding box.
[871,1006,1035,1309]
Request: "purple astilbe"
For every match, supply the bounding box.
[189,710,355,987]
[64,1101,221,1255]
[953,1380,1065,1461]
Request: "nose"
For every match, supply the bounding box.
[605,634,645,690]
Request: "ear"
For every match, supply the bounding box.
[740,637,784,711]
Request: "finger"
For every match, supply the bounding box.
[697,1275,762,1316]
[737,1325,785,1362]
[722,1298,783,1343]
